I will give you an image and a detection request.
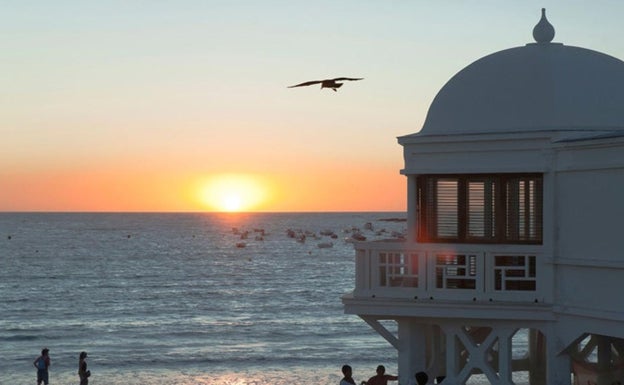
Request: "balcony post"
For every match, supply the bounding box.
[407,174,418,243]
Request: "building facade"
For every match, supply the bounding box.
[343,10,624,385]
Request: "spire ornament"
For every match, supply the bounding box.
[533,8,555,43]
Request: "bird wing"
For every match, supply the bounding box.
[331,77,363,82]
[288,80,323,88]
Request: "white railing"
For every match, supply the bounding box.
[353,240,551,303]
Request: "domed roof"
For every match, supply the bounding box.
[420,10,624,136]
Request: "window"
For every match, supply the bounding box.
[417,174,542,244]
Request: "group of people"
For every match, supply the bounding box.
[33,348,91,385]
[34,348,428,385]
[341,364,431,385]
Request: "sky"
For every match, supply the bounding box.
[2,1,624,212]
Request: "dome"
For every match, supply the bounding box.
[420,11,624,136]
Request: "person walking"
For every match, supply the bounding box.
[33,348,50,385]
[78,351,91,385]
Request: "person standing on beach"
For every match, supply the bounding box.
[367,365,398,385]
[78,351,90,385]
[33,348,50,385]
[341,364,366,385]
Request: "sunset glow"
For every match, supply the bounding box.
[199,174,268,212]
[3,3,623,212]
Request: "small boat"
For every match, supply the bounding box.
[345,232,367,243]
[391,231,406,240]
[317,241,334,249]
[351,232,367,241]
[236,242,246,248]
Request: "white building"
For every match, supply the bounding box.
[342,9,624,385]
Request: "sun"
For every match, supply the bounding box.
[198,174,268,212]
[222,195,243,212]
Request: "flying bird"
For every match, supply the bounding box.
[288,77,363,92]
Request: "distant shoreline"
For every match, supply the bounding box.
[379,217,407,222]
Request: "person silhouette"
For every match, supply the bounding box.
[341,364,366,385]
[33,348,50,385]
[367,365,398,385]
[78,351,90,385]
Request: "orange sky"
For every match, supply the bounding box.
[1,159,405,212]
[3,2,623,212]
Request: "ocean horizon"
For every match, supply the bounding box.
[1,212,406,385]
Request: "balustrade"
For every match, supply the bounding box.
[353,240,549,303]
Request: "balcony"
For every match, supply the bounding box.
[351,239,552,304]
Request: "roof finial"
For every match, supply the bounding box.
[532,8,555,43]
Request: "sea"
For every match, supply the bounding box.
[0,212,407,385]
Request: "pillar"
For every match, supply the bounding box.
[398,319,428,384]
[546,330,571,385]
[529,329,547,385]
[596,336,611,385]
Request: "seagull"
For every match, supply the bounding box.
[288,77,363,92]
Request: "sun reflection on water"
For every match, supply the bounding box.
[26,368,343,385]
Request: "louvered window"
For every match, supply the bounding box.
[429,178,458,239]
[468,178,496,239]
[417,174,542,244]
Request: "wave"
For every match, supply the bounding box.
[0,334,41,341]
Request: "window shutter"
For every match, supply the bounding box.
[467,178,496,239]
[505,177,542,242]
[435,179,459,238]
[417,174,542,244]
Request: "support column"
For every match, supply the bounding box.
[398,319,428,385]
[529,329,547,385]
[429,325,446,382]
[546,331,571,385]
[596,336,611,385]
[497,327,515,385]
[440,324,462,385]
